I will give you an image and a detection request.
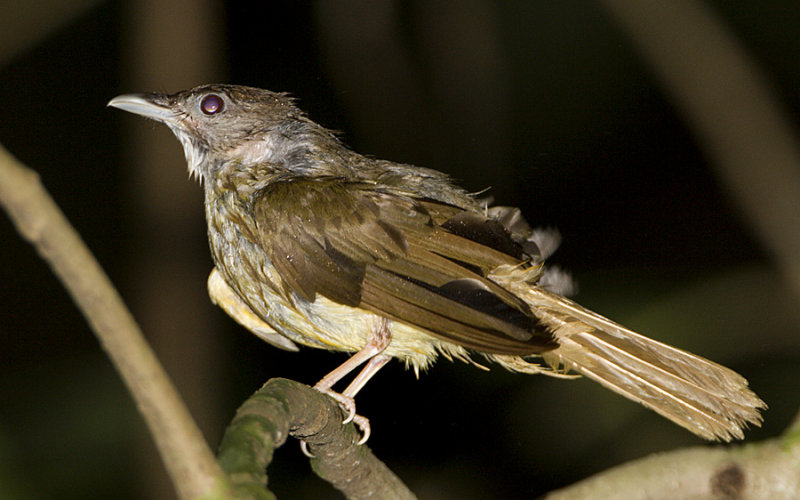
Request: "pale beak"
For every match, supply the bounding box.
[107,93,179,126]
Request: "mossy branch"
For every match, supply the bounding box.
[218,378,415,499]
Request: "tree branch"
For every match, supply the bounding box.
[218,378,416,500]
[543,431,800,500]
[0,143,231,499]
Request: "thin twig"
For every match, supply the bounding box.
[0,143,230,499]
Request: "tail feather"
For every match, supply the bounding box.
[523,288,766,441]
[550,332,761,441]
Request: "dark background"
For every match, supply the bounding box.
[1,1,799,499]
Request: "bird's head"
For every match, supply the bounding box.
[108,84,304,182]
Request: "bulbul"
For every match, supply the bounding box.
[109,84,765,442]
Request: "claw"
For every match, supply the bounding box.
[313,386,372,445]
[353,415,371,445]
[342,406,356,425]
[298,414,369,459]
[316,387,357,424]
[300,440,314,458]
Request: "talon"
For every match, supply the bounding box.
[300,440,314,458]
[313,386,373,445]
[354,415,371,445]
[315,387,357,424]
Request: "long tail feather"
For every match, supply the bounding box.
[514,287,765,441]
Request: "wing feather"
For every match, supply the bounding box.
[254,177,555,353]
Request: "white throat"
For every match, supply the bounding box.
[169,125,208,182]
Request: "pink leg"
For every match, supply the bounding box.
[343,354,391,398]
[314,318,392,392]
[312,318,392,445]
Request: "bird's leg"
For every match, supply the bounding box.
[313,318,392,444]
[342,354,391,399]
[314,317,392,391]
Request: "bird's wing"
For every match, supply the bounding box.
[254,177,556,354]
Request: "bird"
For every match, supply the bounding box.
[109,84,765,443]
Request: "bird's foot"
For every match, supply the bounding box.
[315,386,372,445]
[300,388,371,457]
[301,321,391,457]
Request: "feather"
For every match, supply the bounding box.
[492,281,766,441]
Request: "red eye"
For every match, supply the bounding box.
[200,94,224,115]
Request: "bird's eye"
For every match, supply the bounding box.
[200,94,224,115]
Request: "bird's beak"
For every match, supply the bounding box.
[107,93,179,126]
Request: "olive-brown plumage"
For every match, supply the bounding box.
[109,84,765,442]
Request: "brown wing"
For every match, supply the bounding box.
[254,177,556,355]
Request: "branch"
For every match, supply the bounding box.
[0,143,231,499]
[543,433,800,500]
[546,389,800,499]
[218,378,416,500]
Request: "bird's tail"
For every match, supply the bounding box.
[491,285,766,441]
